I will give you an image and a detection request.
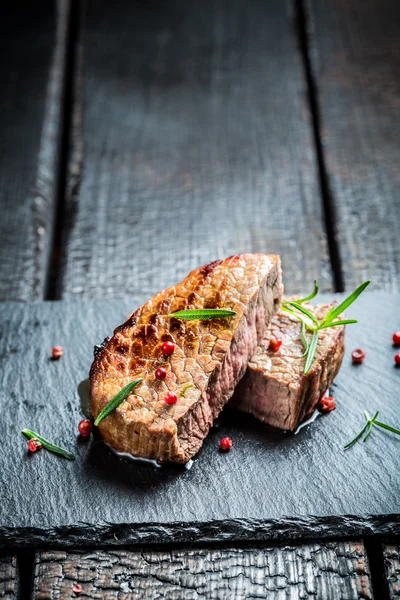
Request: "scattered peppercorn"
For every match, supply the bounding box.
[219,437,233,451]
[27,438,43,453]
[73,584,83,595]
[395,352,400,366]
[164,391,178,404]
[393,331,400,346]
[78,419,92,437]
[155,367,167,380]
[351,348,365,364]
[318,396,336,413]
[268,336,283,352]
[162,341,175,355]
[51,345,63,359]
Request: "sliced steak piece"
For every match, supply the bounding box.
[90,254,282,463]
[231,301,345,432]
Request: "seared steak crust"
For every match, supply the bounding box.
[231,302,345,431]
[90,254,282,463]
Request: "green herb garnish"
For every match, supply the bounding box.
[295,280,319,304]
[180,383,194,397]
[282,280,370,374]
[344,411,400,449]
[320,280,371,326]
[94,378,143,426]
[304,330,319,374]
[168,308,236,320]
[21,429,75,460]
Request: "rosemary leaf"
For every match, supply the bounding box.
[363,422,374,442]
[280,305,316,334]
[370,410,380,422]
[21,429,75,460]
[321,304,336,325]
[364,410,372,422]
[304,331,319,374]
[301,321,309,356]
[168,308,236,320]
[321,280,370,326]
[318,319,358,329]
[94,378,143,426]
[344,419,370,449]
[373,421,400,436]
[280,304,298,318]
[283,301,319,327]
[362,410,379,442]
[294,280,319,304]
[180,383,194,397]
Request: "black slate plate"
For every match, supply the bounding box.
[0,293,399,547]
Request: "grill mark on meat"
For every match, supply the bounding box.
[169,318,186,336]
[90,254,282,463]
[199,259,223,277]
[114,344,129,355]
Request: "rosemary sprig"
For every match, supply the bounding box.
[94,378,143,426]
[168,308,236,320]
[282,280,370,374]
[344,411,400,449]
[21,429,75,460]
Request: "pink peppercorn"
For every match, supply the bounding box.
[73,584,83,595]
[351,348,365,364]
[78,419,92,437]
[155,367,167,380]
[318,396,336,413]
[28,438,43,453]
[162,341,175,355]
[268,336,282,352]
[219,437,233,451]
[51,346,63,359]
[164,391,178,404]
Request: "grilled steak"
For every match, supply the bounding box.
[90,254,282,463]
[231,302,345,431]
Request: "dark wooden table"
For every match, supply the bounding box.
[1,0,399,597]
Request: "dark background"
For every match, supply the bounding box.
[0,0,399,597]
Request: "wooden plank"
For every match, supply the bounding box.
[33,541,373,599]
[0,553,17,599]
[306,0,400,291]
[0,3,71,595]
[384,544,400,598]
[59,0,331,299]
[2,293,400,547]
[0,0,69,301]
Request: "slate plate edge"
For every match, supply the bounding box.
[1,514,400,548]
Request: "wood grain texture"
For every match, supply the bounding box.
[384,544,400,598]
[60,0,331,299]
[306,0,400,291]
[0,0,70,302]
[33,541,372,600]
[0,553,17,599]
